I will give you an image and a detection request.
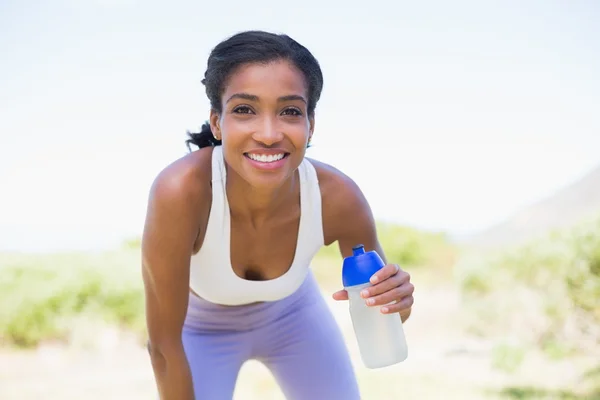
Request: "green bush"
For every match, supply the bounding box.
[0,250,145,348]
[491,342,526,374]
[313,222,455,289]
[0,221,452,348]
[315,221,453,267]
[457,215,600,356]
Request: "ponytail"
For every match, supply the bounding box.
[185,121,222,152]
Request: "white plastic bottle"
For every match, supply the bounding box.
[342,244,408,369]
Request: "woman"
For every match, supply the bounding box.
[142,30,415,400]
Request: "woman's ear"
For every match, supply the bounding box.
[209,109,221,141]
[308,116,315,146]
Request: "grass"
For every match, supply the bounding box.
[455,215,600,358]
[317,221,454,267]
[0,250,146,347]
[497,386,599,400]
[3,217,598,398]
[0,221,453,348]
[496,366,600,400]
[491,342,527,374]
[455,215,600,399]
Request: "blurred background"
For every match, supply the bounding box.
[1,0,599,399]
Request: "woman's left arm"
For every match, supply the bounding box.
[329,178,415,323]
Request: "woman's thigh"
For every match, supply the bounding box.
[182,329,249,400]
[258,295,361,400]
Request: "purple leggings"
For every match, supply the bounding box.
[182,271,361,399]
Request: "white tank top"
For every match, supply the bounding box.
[188,146,325,306]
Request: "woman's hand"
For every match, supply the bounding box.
[333,263,414,321]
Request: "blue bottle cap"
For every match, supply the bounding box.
[342,244,386,287]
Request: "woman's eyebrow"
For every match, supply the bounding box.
[225,93,307,104]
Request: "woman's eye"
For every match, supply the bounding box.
[233,106,253,114]
[282,108,302,116]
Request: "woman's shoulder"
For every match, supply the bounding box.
[306,158,373,245]
[307,158,356,194]
[149,146,214,207]
[307,158,364,201]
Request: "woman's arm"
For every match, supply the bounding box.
[318,164,414,323]
[334,183,413,322]
[141,161,208,400]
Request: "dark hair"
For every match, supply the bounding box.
[185,30,324,151]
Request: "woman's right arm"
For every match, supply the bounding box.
[141,162,208,400]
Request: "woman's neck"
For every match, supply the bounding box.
[225,167,299,228]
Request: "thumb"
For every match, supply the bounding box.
[332,289,349,301]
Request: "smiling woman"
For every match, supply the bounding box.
[141,30,415,400]
[218,61,310,183]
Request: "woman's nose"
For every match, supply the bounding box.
[252,117,284,146]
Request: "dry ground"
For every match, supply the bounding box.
[0,270,592,400]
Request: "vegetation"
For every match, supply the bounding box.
[0,221,453,348]
[2,215,599,397]
[455,215,600,400]
[0,250,146,347]
[317,222,452,265]
[456,215,600,356]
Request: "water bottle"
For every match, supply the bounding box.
[342,244,408,369]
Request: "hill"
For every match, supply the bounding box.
[467,164,600,249]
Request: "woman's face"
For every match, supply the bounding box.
[210,60,314,190]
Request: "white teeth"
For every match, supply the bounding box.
[247,153,285,163]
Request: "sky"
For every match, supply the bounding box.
[1,0,599,252]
